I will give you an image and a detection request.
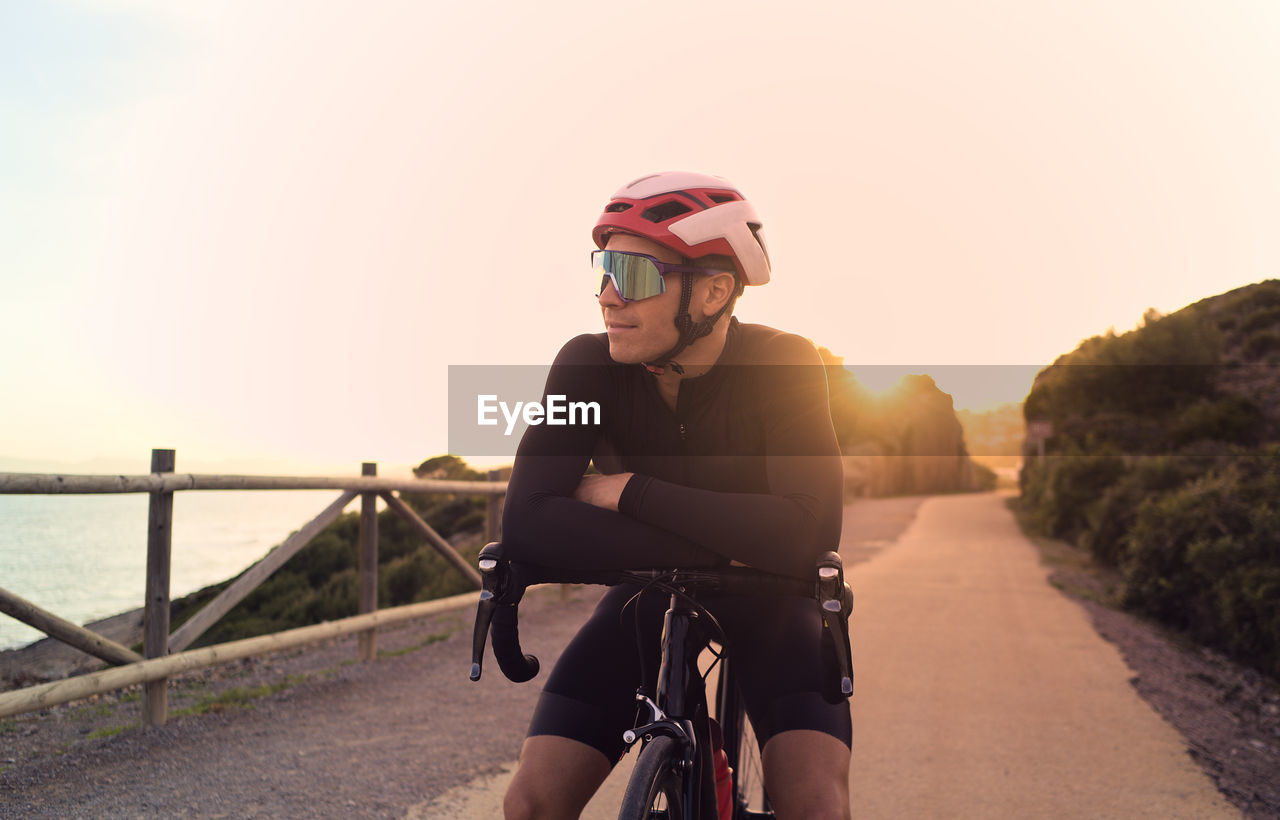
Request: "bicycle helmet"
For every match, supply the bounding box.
[593,171,771,374]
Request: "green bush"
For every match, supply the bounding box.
[1054,412,1164,456]
[1080,456,1206,566]
[1213,566,1280,675]
[286,569,354,623]
[1020,448,1127,542]
[1120,452,1280,678]
[1122,476,1225,632]
[383,552,431,607]
[302,529,357,586]
[1170,396,1263,447]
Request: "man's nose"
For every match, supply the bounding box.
[597,276,625,308]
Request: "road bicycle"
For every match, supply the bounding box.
[469,543,854,820]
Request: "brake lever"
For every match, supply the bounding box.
[816,551,854,700]
[469,543,505,681]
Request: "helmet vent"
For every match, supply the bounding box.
[641,200,692,223]
[749,223,771,268]
[605,202,633,213]
[707,193,739,203]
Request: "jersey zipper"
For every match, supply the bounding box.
[672,382,689,443]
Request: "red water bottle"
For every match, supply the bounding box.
[708,718,733,819]
[714,746,733,820]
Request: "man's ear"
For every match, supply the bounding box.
[700,272,737,315]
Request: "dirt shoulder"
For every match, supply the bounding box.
[0,586,596,818]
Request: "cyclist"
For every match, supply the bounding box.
[501,172,852,819]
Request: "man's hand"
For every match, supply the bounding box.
[573,472,633,512]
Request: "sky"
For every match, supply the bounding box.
[1,0,1276,475]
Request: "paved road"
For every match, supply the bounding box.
[845,492,1233,818]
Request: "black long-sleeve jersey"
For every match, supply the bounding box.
[501,317,843,579]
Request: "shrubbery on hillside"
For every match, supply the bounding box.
[1019,280,1280,679]
[1120,449,1280,678]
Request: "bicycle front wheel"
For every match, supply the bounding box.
[618,734,688,819]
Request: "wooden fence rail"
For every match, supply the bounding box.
[0,449,507,725]
[0,588,143,667]
[0,591,482,719]
[0,473,507,495]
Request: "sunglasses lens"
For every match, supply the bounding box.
[593,251,666,301]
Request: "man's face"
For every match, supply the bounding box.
[597,233,683,364]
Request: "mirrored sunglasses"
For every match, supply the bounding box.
[592,250,731,302]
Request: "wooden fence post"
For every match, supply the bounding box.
[143,448,175,727]
[357,462,378,661]
[486,469,504,544]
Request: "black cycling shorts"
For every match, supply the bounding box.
[527,584,853,765]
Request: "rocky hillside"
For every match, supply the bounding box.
[1020,279,1280,679]
[820,349,995,497]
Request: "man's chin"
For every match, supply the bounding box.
[606,340,655,365]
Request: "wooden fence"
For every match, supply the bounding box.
[0,449,506,724]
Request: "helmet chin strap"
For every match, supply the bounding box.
[643,273,731,377]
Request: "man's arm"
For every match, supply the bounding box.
[500,335,723,571]
[617,334,844,578]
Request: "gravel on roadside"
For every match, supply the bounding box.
[1041,552,1280,818]
[0,585,600,818]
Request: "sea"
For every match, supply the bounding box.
[0,490,348,650]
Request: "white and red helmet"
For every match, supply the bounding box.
[592,171,771,286]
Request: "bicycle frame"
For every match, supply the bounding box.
[622,590,716,817]
[468,545,854,820]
